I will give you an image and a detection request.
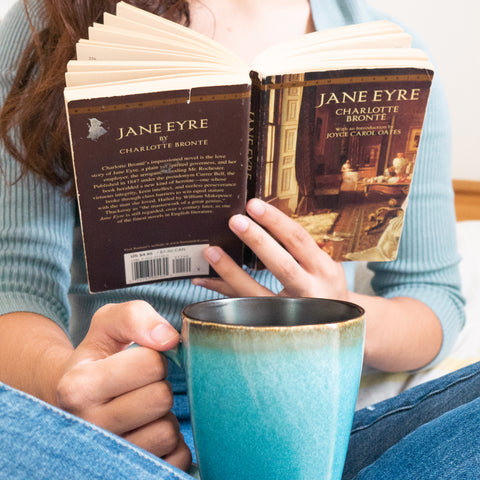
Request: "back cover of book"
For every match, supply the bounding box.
[67,84,250,292]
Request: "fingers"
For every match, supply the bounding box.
[57,346,175,434]
[162,434,193,472]
[78,300,180,362]
[55,300,190,469]
[191,275,238,297]
[194,199,345,298]
[242,199,348,298]
[123,412,182,458]
[193,199,331,296]
[57,343,186,461]
[85,380,174,434]
[225,207,309,294]
[93,346,169,401]
[58,345,168,404]
[242,198,331,274]
[192,246,273,297]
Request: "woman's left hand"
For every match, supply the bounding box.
[192,198,350,300]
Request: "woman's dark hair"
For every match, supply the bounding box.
[0,0,190,196]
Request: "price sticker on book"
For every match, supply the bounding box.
[124,244,210,285]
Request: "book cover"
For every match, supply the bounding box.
[64,3,434,291]
[66,84,250,292]
[247,67,432,265]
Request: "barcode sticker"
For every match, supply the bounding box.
[124,244,210,285]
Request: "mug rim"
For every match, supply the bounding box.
[181,296,365,330]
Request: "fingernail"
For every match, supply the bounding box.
[150,322,179,346]
[204,246,222,264]
[230,214,249,233]
[248,199,266,217]
[191,278,207,287]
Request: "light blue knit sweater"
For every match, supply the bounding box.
[0,0,465,389]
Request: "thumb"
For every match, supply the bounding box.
[79,300,180,360]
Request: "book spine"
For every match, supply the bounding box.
[245,72,267,268]
[247,71,265,201]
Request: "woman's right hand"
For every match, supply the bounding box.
[55,300,191,471]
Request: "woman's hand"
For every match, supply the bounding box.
[55,300,191,471]
[192,198,443,372]
[192,198,350,301]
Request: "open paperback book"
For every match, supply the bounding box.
[64,2,434,292]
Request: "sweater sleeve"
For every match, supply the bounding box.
[309,0,466,365]
[365,49,465,366]
[0,0,75,332]
[368,75,466,365]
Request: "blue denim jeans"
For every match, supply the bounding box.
[1,361,480,479]
[343,361,480,479]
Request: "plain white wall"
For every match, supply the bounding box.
[1,0,478,180]
[0,1,14,18]
[367,0,480,181]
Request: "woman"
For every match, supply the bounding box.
[0,0,476,478]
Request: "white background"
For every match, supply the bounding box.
[0,2,13,18]
[367,0,480,181]
[1,0,479,180]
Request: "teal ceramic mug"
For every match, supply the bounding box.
[168,297,365,480]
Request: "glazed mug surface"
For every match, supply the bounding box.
[169,296,366,480]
